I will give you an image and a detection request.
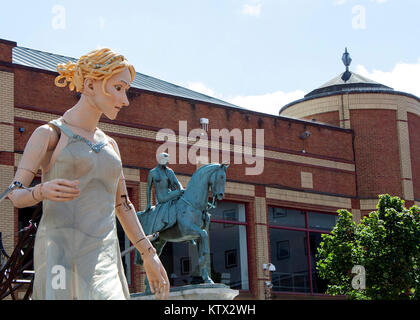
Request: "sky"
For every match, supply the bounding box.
[1,0,420,115]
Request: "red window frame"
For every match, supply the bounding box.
[209,201,250,293]
[267,206,338,294]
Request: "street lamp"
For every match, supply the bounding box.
[263,263,276,300]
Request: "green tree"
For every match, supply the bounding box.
[316,194,420,300]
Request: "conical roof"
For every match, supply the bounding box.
[304,71,393,98]
[279,49,400,114]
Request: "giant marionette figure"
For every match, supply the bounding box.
[3,48,169,300]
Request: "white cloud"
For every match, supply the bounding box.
[355,58,420,98]
[333,0,387,5]
[187,82,215,97]
[99,16,106,30]
[227,90,305,115]
[186,81,304,115]
[333,0,348,6]
[242,3,262,17]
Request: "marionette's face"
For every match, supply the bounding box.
[84,67,131,120]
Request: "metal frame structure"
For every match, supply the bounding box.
[0,203,42,300]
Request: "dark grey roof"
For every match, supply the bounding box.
[304,71,393,98]
[279,71,412,114]
[12,46,242,110]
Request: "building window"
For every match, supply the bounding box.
[156,201,249,290]
[224,249,237,269]
[268,206,338,294]
[180,257,191,275]
[209,201,249,290]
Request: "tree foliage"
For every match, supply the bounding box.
[317,194,420,299]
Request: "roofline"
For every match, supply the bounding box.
[305,82,393,98]
[11,45,242,110]
[1,59,241,110]
[0,39,17,47]
[1,60,353,134]
[280,88,420,114]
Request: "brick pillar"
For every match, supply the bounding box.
[0,44,15,253]
[396,108,414,201]
[340,93,351,129]
[351,198,361,224]
[0,39,16,63]
[254,192,269,300]
[132,168,149,293]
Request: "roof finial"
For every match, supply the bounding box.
[341,47,352,82]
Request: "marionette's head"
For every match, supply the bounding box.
[54,48,136,119]
[157,152,170,166]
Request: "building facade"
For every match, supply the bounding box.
[1,38,418,299]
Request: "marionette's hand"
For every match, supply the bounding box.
[42,179,80,202]
[142,249,170,300]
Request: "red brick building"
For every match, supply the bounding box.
[1,38,418,299]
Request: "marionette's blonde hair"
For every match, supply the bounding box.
[54,48,135,96]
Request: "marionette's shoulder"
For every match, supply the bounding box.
[28,122,61,150]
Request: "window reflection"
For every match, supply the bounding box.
[268,206,338,294]
[309,232,329,293]
[308,212,338,231]
[270,229,310,293]
[159,201,249,291]
[268,207,305,228]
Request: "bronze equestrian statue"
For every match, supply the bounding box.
[135,156,229,288]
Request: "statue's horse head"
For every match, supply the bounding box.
[209,163,229,201]
[185,163,229,211]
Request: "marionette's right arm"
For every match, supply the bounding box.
[6,125,79,208]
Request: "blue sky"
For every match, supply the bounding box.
[1,0,420,115]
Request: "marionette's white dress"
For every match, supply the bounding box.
[32,117,130,300]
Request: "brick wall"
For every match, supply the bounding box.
[408,112,420,200]
[0,39,16,63]
[0,67,14,253]
[351,109,402,198]
[302,110,340,127]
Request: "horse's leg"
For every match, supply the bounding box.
[183,224,213,284]
[195,235,214,284]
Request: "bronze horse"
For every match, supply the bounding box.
[135,163,229,285]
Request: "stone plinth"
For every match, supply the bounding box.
[131,283,239,300]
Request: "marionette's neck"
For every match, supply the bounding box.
[62,95,102,133]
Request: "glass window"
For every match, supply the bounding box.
[268,207,306,228]
[268,206,337,295]
[309,232,329,293]
[158,201,249,291]
[160,242,199,286]
[209,201,246,223]
[308,212,338,231]
[209,202,249,290]
[209,222,248,289]
[270,229,310,293]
